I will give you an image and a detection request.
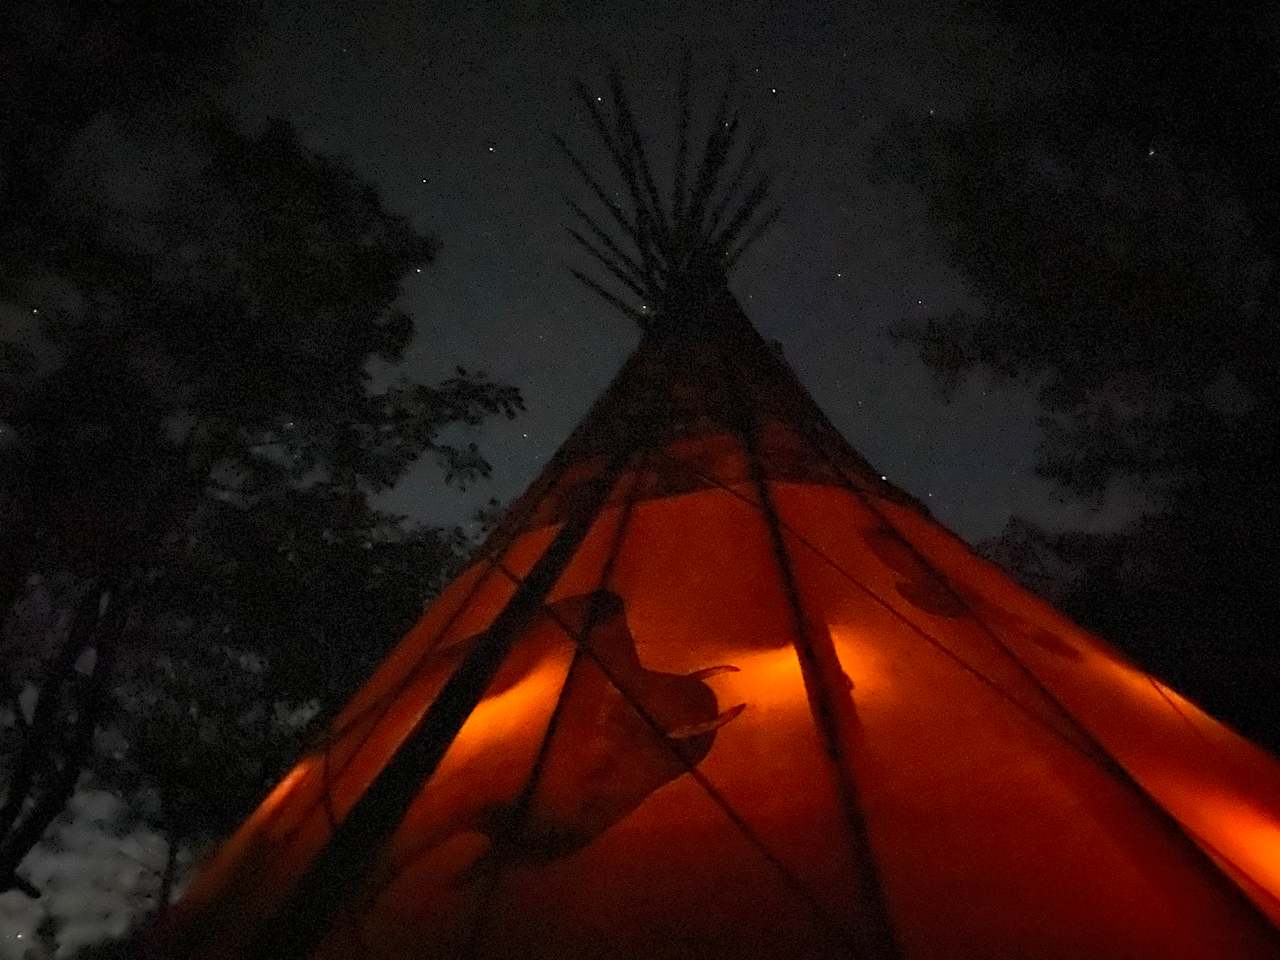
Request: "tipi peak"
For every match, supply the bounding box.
[155,71,1280,960]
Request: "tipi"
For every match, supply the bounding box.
[157,71,1280,960]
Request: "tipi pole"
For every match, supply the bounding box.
[770,349,1280,944]
[459,456,650,956]
[718,339,904,960]
[223,442,645,960]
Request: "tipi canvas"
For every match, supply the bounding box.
[157,71,1280,960]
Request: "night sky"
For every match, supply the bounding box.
[0,1,1169,950]
[222,0,1120,545]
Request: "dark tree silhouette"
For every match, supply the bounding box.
[877,0,1280,747]
[0,0,522,918]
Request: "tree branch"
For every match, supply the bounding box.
[0,585,124,898]
[0,586,102,841]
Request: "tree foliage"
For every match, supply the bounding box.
[878,0,1280,746]
[0,0,523,924]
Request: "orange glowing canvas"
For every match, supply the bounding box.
[156,74,1280,960]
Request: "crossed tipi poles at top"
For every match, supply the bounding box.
[162,65,1280,960]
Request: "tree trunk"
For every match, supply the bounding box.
[0,583,125,896]
[155,834,179,923]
